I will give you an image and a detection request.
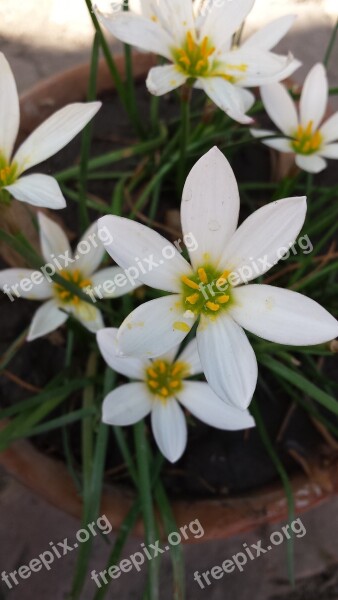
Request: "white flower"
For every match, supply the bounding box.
[98,147,338,409]
[97,0,300,124]
[97,328,255,462]
[251,63,338,174]
[0,213,138,340]
[0,52,101,208]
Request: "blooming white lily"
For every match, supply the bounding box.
[97,0,300,124]
[97,328,255,462]
[0,213,137,340]
[251,63,338,173]
[99,147,338,409]
[0,52,101,208]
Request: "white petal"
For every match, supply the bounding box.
[178,381,255,429]
[158,0,194,44]
[146,65,186,96]
[236,88,256,112]
[117,295,196,358]
[90,267,140,298]
[251,128,293,152]
[38,212,72,264]
[226,48,301,87]
[295,154,327,173]
[97,327,148,379]
[260,83,298,135]
[102,383,152,426]
[300,63,328,130]
[201,0,255,51]
[14,102,101,173]
[197,314,258,409]
[27,300,68,341]
[319,143,338,159]
[66,301,104,333]
[75,220,104,276]
[231,284,338,345]
[98,215,192,293]
[178,337,202,376]
[151,399,187,463]
[97,11,173,60]
[320,111,338,143]
[200,77,253,124]
[243,15,297,51]
[221,196,307,284]
[5,174,66,209]
[181,147,240,268]
[0,53,19,161]
[0,268,52,300]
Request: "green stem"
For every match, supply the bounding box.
[324,18,338,67]
[134,421,159,600]
[55,128,167,182]
[83,0,128,112]
[79,32,100,230]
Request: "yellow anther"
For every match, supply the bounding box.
[198,267,208,284]
[217,294,230,304]
[305,120,313,136]
[171,363,183,376]
[187,31,195,53]
[147,368,158,379]
[72,270,80,283]
[73,296,80,305]
[216,270,230,287]
[169,380,180,389]
[160,387,169,397]
[148,380,158,389]
[59,290,70,299]
[181,275,200,290]
[158,361,166,374]
[186,293,199,305]
[205,301,220,312]
[173,321,190,332]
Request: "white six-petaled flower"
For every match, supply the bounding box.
[97,328,255,462]
[0,213,137,340]
[251,63,338,173]
[99,147,338,409]
[97,0,300,124]
[0,52,101,208]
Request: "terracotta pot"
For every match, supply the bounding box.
[1,53,338,541]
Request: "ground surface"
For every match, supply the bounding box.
[0,0,338,598]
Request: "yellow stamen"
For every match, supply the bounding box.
[187,31,195,53]
[198,267,208,284]
[171,364,183,376]
[186,293,200,305]
[216,270,230,287]
[147,368,158,379]
[181,275,200,290]
[158,361,166,374]
[217,294,230,304]
[169,380,180,389]
[205,301,220,312]
[160,387,169,397]
[148,380,158,389]
[173,321,190,332]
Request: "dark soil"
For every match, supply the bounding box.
[0,80,336,500]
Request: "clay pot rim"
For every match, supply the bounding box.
[2,52,338,542]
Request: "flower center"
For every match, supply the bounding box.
[173,31,216,78]
[181,265,232,318]
[0,154,18,204]
[146,359,188,402]
[291,121,323,155]
[53,269,92,305]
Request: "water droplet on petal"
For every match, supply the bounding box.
[208,220,221,231]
